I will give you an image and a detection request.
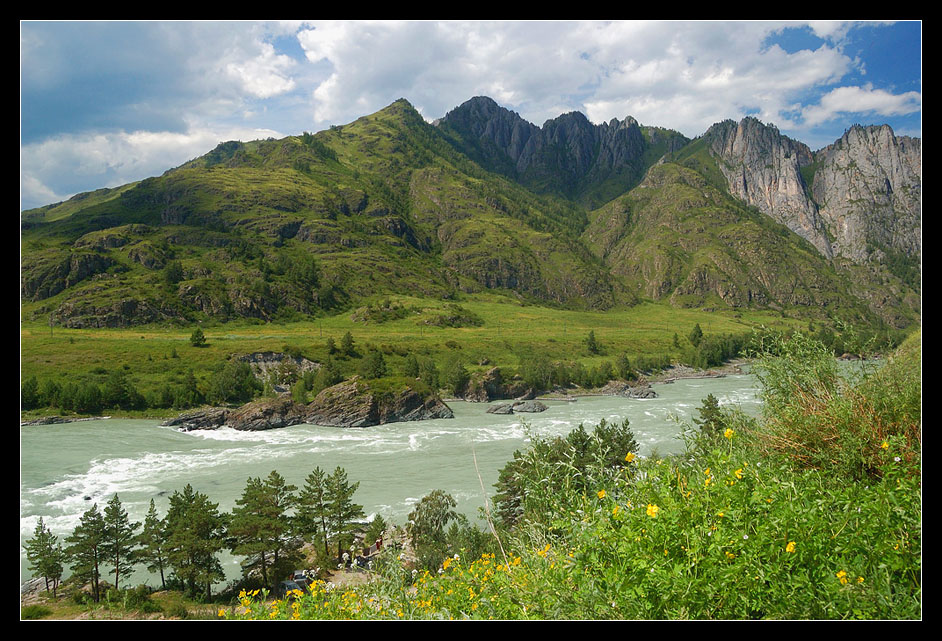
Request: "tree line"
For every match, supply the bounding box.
[26,322,896,418]
[24,464,488,603]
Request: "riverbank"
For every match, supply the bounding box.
[20,359,753,426]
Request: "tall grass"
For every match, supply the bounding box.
[225,331,920,620]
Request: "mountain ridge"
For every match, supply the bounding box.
[21,96,921,330]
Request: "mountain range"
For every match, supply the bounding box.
[21,96,921,330]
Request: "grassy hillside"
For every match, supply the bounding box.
[583,161,884,327]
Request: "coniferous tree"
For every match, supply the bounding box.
[101,493,140,590]
[585,330,601,354]
[615,353,632,380]
[340,331,355,357]
[24,517,65,597]
[310,357,344,395]
[190,327,207,347]
[136,499,169,590]
[357,349,388,379]
[21,376,40,410]
[65,504,107,602]
[693,393,726,438]
[689,323,704,348]
[441,354,469,396]
[164,484,228,599]
[229,471,301,586]
[296,467,331,560]
[326,467,365,562]
[403,354,420,378]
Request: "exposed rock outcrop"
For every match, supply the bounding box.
[441,96,688,204]
[304,377,454,428]
[812,124,921,264]
[226,397,307,431]
[161,407,230,431]
[598,380,658,399]
[485,400,548,414]
[703,118,833,258]
[239,352,320,384]
[462,367,532,402]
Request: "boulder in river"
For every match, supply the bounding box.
[485,400,548,414]
[161,407,230,431]
[226,397,307,431]
[304,376,454,428]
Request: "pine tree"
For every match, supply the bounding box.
[693,393,725,438]
[689,323,704,348]
[340,331,355,357]
[164,484,228,599]
[357,349,388,379]
[311,357,343,395]
[585,330,601,354]
[24,517,65,597]
[65,504,107,602]
[326,467,365,562]
[102,493,140,590]
[136,499,169,589]
[190,327,206,347]
[229,471,301,585]
[296,467,331,559]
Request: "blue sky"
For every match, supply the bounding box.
[20,20,921,211]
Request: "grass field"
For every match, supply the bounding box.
[20,293,805,419]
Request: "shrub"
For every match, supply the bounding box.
[21,604,52,620]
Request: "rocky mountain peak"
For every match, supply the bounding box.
[703,116,830,257]
[811,123,921,264]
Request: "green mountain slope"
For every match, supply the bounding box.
[21,99,622,328]
[583,161,877,325]
[20,97,915,330]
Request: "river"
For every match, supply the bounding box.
[20,372,762,586]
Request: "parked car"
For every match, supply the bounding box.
[274,580,302,599]
[290,571,310,590]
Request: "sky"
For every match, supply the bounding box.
[20,20,922,212]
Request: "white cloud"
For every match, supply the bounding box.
[19,20,919,210]
[224,41,297,99]
[291,20,863,138]
[801,84,922,127]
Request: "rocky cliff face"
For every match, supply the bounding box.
[812,125,922,264]
[703,118,833,258]
[440,96,687,204]
[703,118,921,272]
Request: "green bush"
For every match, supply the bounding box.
[21,604,53,619]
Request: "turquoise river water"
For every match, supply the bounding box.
[20,372,763,586]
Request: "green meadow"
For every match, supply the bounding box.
[20,294,805,419]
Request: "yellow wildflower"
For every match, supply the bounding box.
[881,440,889,450]
[836,570,848,585]
[734,468,743,480]
[786,541,796,553]
[597,489,607,499]
[724,428,734,439]
[612,505,620,516]
[646,504,660,518]
[218,608,225,617]
[625,452,635,463]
